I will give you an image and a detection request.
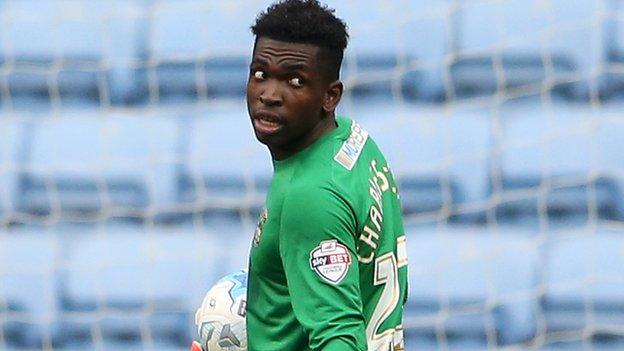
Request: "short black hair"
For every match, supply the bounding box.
[251,0,348,81]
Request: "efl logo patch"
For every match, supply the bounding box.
[253,207,268,246]
[334,121,369,170]
[309,240,352,284]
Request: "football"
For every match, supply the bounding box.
[195,270,248,351]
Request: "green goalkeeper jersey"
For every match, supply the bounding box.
[247,117,408,351]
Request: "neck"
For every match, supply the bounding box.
[271,115,338,161]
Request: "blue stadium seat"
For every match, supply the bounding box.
[59,224,250,348]
[493,101,624,226]
[63,226,231,309]
[451,0,605,99]
[178,103,272,219]
[0,0,143,105]
[405,226,538,345]
[0,229,57,348]
[542,229,624,334]
[347,101,491,221]
[140,1,265,101]
[15,112,179,222]
[327,0,449,100]
[596,114,624,190]
[609,0,624,56]
[394,176,461,218]
[604,0,624,99]
[0,119,22,224]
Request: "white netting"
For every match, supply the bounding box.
[0,0,623,350]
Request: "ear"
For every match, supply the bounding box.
[322,80,343,114]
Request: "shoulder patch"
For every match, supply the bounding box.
[334,121,369,170]
[309,240,352,284]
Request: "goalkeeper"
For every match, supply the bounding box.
[244,0,409,350]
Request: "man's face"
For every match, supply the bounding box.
[246,37,332,160]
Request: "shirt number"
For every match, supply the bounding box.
[366,252,400,350]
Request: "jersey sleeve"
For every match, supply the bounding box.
[279,184,367,351]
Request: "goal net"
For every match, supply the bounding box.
[0,0,623,350]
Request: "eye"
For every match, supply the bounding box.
[253,70,266,80]
[289,77,303,87]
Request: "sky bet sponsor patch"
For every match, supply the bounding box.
[309,240,352,284]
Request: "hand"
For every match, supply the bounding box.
[190,340,203,351]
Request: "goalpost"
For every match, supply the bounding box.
[0,0,623,350]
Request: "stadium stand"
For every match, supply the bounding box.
[138,1,260,102]
[1,1,623,350]
[0,230,58,349]
[405,226,537,346]
[349,101,491,222]
[13,112,179,222]
[493,99,624,227]
[604,0,624,99]
[542,229,624,337]
[329,0,449,100]
[450,0,605,100]
[178,103,272,220]
[0,118,21,224]
[0,0,143,106]
[57,223,249,349]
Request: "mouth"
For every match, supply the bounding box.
[252,111,283,135]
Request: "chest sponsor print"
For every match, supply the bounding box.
[334,120,369,170]
[309,240,352,284]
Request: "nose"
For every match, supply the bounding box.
[259,80,282,106]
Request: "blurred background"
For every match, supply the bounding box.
[0,0,623,350]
